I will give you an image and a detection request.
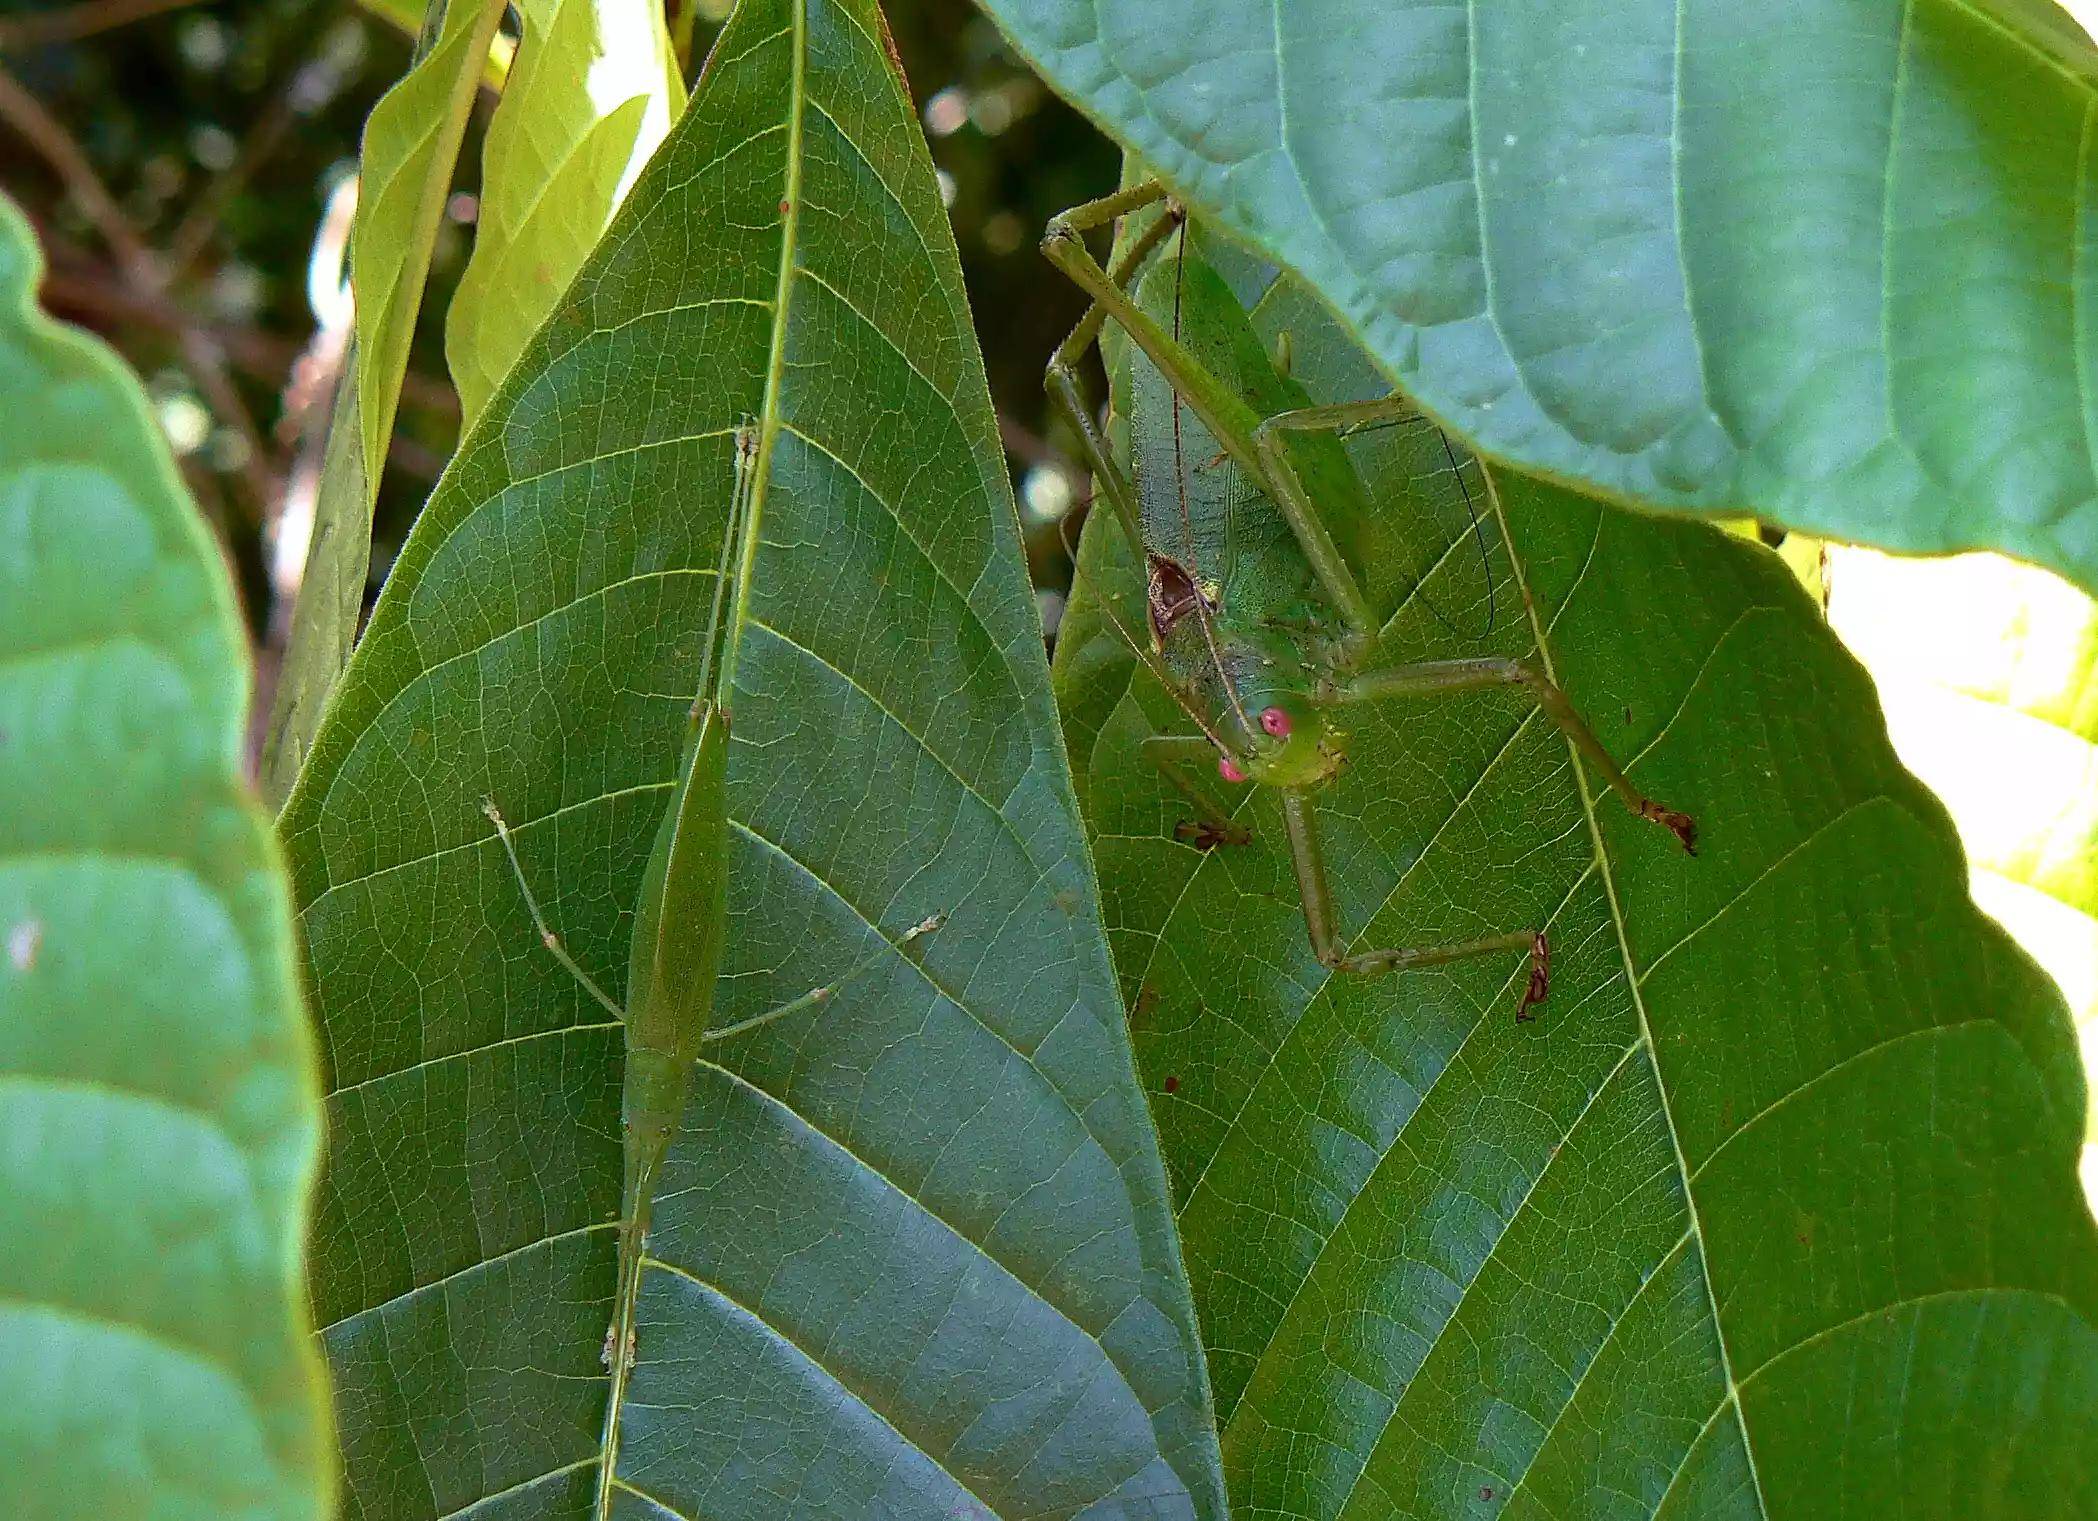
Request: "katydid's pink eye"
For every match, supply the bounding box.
[1218,755,1247,784]
[1259,706,1292,738]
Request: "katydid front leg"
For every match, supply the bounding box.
[1141,735,1253,848]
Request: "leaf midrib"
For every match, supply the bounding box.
[1486,469,1774,1519]
[588,0,811,1500]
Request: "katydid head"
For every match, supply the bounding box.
[1215,690,1344,790]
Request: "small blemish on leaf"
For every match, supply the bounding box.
[8,918,42,972]
[1163,1074,1179,1094]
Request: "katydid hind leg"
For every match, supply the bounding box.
[1338,656,1698,853]
[1282,792,1550,1017]
[1046,343,1147,574]
[1254,394,1497,642]
[1044,198,1378,644]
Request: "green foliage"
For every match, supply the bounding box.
[1053,259,2098,1516]
[445,0,684,428]
[260,0,508,804]
[978,0,2098,600]
[277,0,1223,1514]
[266,0,686,808]
[343,0,506,492]
[0,197,331,1521]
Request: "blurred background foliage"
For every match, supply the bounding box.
[0,0,1113,694]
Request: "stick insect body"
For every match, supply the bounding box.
[1044,184,1695,1015]
[481,422,939,1513]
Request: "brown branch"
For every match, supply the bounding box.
[998,411,1069,471]
[165,59,306,277]
[0,0,204,51]
[38,262,460,442]
[0,64,278,515]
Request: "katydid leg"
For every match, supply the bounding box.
[1041,185,1376,639]
[1141,734,1252,848]
[1043,183,1188,558]
[1339,657,1697,851]
[1283,792,1549,1016]
[1045,341,1147,577]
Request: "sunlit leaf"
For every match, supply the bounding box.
[1829,546,2098,1190]
[260,0,507,805]
[446,0,684,429]
[0,195,332,1521]
[981,0,2098,599]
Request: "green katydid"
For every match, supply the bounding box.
[1043,183,1695,1017]
[478,420,940,1506]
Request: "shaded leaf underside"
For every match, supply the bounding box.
[1053,262,2098,1519]
[281,2,1222,1517]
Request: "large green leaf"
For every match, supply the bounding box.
[260,0,507,805]
[445,0,683,430]
[1053,255,2098,1516]
[278,1,1224,1515]
[1827,547,2098,1174]
[980,0,2098,598]
[0,197,332,1520]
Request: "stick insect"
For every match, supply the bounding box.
[1043,184,1695,1018]
[479,421,940,1507]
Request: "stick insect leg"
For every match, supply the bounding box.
[1283,793,1550,1017]
[1338,658,1698,853]
[1141,735,1252,848]
[1042,194,1376,640]
[700,913,946,1043]
[482,798,627,1018]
